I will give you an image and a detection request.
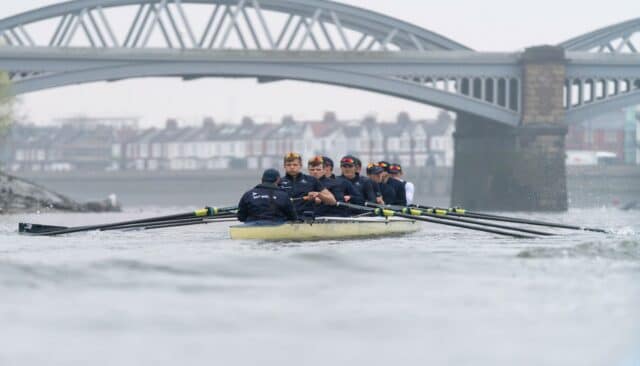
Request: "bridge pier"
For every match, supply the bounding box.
[452,46,568,211]
[451,115,567,211]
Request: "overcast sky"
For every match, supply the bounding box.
[4,0,638,126]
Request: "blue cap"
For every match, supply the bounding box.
[261,168,280,183]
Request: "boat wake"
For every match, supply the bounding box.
[516,239,640,260]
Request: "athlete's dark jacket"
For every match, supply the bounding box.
[237,183,297,222]
[371,180,382,198]
[314,176,363,217]
[279,173,325,214]
[381,178,407,206]
[379,181,397,206]
[340,174,377,203]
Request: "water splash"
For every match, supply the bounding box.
[517,239,640,260]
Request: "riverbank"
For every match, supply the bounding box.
[0,170,121,214]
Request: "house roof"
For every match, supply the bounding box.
[309,121,340,138]
[267,121,306,139]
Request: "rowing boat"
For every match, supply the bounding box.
[229,216,420,241]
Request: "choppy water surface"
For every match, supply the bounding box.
[0,207,638,366]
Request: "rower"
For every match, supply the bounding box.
[365,163,385,204]
[338,155,377,203]
[306,156,354,217]
[279,152,336,216]
[389,163,414,205]
[377,161,407,206]
[237,168,297,223]
[325,157,363,205]
[322,156,335,178]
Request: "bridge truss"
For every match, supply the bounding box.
[0,0,527,126]
[561,17,640,123]
[0,0,638,126]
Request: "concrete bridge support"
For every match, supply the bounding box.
[451,46,568,211]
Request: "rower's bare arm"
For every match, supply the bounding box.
[319,188,337,206]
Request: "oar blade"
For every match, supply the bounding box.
[19,222,68,234]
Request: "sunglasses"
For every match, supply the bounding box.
[341,164,355,168]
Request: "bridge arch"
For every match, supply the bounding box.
[9,61,519,126]
[0,1,527,126]
[560,17,640,53]
[0,0,470,51]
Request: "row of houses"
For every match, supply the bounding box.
[2,112,455,172]
[4,108,637,173]
[565,108,640,165]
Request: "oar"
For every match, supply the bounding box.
[19,206,237,236]
[412,204,608,233]
[364,203,554,236]
[137,217,238,231]
[99,214,237,232]
[336,202,534,239]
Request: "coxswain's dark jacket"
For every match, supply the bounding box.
[340,174,377,203]
[279,173,325,214]
[237,183,297,222]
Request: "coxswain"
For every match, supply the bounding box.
[279,152,336,216]
[338,155,377,203]
[389,163,414,205]
[237,168,297,223]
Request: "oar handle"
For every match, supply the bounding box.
[202,206,238,216]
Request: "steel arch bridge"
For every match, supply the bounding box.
[0,0,639,127]
[560,17,640,124]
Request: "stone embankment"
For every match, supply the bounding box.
[0,171,120,214]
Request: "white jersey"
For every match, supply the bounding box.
[405,181,415,205]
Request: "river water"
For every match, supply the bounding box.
[0,206,638,366]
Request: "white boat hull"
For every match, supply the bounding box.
[229,216,420,241]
